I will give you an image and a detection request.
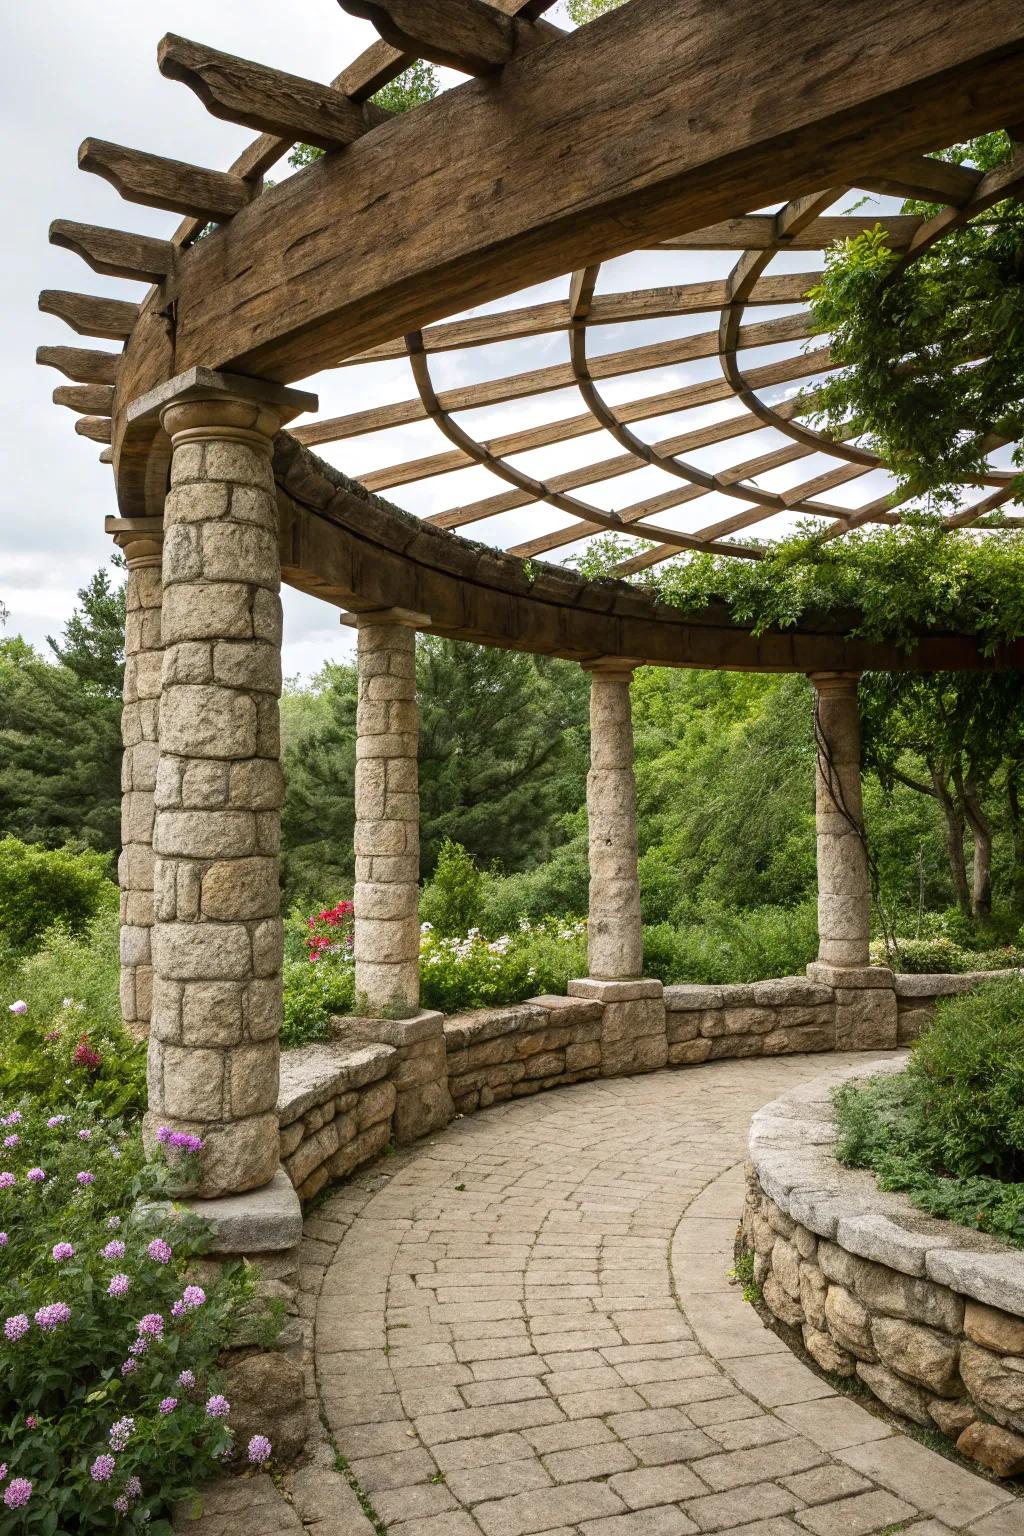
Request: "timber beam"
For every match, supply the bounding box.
[337,0,550,75]
[78,139,253,222]
[36,345,122,385]
[49,220,174,283]
[38,290,138,340]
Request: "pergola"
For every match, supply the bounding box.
[36,0,1024,1215]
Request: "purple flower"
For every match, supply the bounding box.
[24,1416,38,1430]
[3,1135,19,1149]
[52,1242,74,1263]
[4,1314,29,1341]
[109,1416,134,1452]
[247,1435,272,1465]
[46,1115,66,1128]
[34,1302,71,1330]
[106,1216,121,1231]
[0,1232,8,1247]
[76,1171,95,1186]
[101,1239,125,1261]
[108,1274,130,1299]
[178,1369,196,1390]
[78,1129,91,1142]
[2,1112,22,1126]
[147,1238,172,1265]
[123,1476,141,1501]
[0,1172,14,1190]
[205,1394,230,1419]
[169,1131,204,1153]
[0,1463,6,1479]
[137,1313,163,1338]
[156,1126,172,1144]
[120,1359,136,1377]
[114,1495,131,1515]
[4,1478,31,1509]
[90,1454,116,1483]
[26,1168,45,1184]
[129,1337,148,1357]
[7,1001,27,1016]
[158,1397,177,1415]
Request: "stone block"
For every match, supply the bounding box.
[230,1043,280,1117]
[222,1350,306,1466]
[929,1398,976,1438]
[926,1249,1024,1317]
[855,1360,933,1425]
[870,1316,960,1396]
[663,984,724,1011]
[159,1044,225,1120]
[897,1006,932,1043]
[566,1040,602,1071]
[229,759,284,811]
[803,1323,855,1376]
[154,921,252,982]
[957,1421,1024,1477]
[602,1031,668,1078]
[155,810,256,861]
[960,1343,1024,1432]
[201,857,279,921]
[806,961,895,989]
[819,1241,964,1333]
[834,987,898,1050]
[568,976,663,1002]
[763,1273,804,1328]
[668,1038,712,1065]
[212,640,281,693]
[181,981,244,1046]
[772,1237,802,1299]
[965,1301,1024,1356]
[356,1078,397,1129]
[185,1168,302,1253]
[825,1284,876,1360]
[702,1006,777,1037]
[800,1262,828,1330]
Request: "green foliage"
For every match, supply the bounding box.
[289,61,439,169]
[870,936,1024,973]
[0,838,115,953]
[563,0,627,22]
[419,920,587,1013]
[642,901,819,986]
[0,1103,261,1530]
[47,563,126,699]
[281,958,354,1050]
[806,133,1023,509]
[834,979,1024,1246]
[420,840,483,938]
[0,908,145,1119]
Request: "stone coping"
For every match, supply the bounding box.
[893,968,1020,998]
[748,1056,1024,1317]
[665,977,833,1011]
[277,1041,394,1127]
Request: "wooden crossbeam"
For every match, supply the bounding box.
[78,139,252,222]
[338,0,547,75]
[158,35,382,149]
[654,214,921,252]
[854,154,982,203]
[53,385,115,414]
[49,220,174,283]
[75,417,113,443]
[38,290,138,340]
[36,345,122,385]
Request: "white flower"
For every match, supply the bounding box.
[7,1001,27,1016]
[420,921,433,932]
[62,997,74,1008]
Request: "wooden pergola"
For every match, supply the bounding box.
[33,0,1024,1213]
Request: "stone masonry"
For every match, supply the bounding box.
[350,611,421,1017]
[810,672,870,969]
[583,661,643,979]
[136,369,315,1199]
[117,529,163,1040]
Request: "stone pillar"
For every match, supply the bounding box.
[569,661,667,1077]
[583,661,643,979]
[350,610,421,1018]
[807,672,896,1050]
[811,673,870,969]
[116,528,163,1040]
[131,368,316,1199]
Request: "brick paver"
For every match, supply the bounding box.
[305,1056,1024,1535]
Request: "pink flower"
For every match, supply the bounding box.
[76,1171,95,1186]
[107,1274,130,1298]
[78,1129,91,1142]
[120,1359,136,1377]
[4,1478,31,1508]
[2,1113,21,1126]
[178,1369,196,1390]
[26,1168,45,1184]
[247,1435,272,1464]
[34,1302,70,1330]
[147,1238,172,1265]
[46,1115,66,1128]
[52,1242,74,1262]
[3,1135,19,1148]
[4,1314,29,1341]
[0,1233,8,1247]
[137,1313,164,1338]
[24,1415,38,1429]
[90,1454,116,1482]
[0,1172,14,1190]
[7,1001,27,1016]
[205,1394,230,1418]
[181,1285,205,1310]
[158,1397,177,1415]
[101,1239,125,1261]
[109,1417,134,1452]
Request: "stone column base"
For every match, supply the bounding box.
[336,1009,454,1142]
[568,978,668,1076]
[805,962,898,1050]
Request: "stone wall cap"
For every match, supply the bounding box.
[893,970,1018,998]
[925,1248,1024,1315]
[526,995,603,1021]
[336,1010,445,1047]
[182,1168,302,1254]
[278,1041,394,1124]
[128,366,318,427]
[444,1004,548,1047]
[806,961,895,989]
[568,977,663,1001]
[663,984,724,1011]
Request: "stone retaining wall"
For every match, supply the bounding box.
[894,970,1017,1043]
[664,977,835,1064]
[277,1042,397,1201]
[743,1059,1024,1479]
[444,996,604,1112]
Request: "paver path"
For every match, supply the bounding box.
[305,1054,1024,1536]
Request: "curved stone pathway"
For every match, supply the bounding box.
[300,1054,1023,1536]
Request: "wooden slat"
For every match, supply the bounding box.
[75,417,113,443]
[854,153,982,202]
[78,139,252,222]
[53,384,115,414]
[904,146,1024,262]
[337,40,412,100]
[337,0,545,75]
[38,290,139,340]
[158,35,381,149]
[36,345,122,385]
[161,0,1024,385]
[654,213,922,251]
[49,220,174,283]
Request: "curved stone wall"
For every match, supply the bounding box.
[743,1060,1024,1478]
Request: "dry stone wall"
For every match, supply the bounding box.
[744,1060,1024,1480]
[665,977,839,1063]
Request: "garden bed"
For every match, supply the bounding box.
[743,1059,1024,1479]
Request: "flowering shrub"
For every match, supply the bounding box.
[419,919,587,1013]
[0,1103,265,1531]
[303,900,354,964]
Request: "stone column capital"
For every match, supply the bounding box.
[342,607,431,631]
[127,367,318,454]
[580,657,637,680]
[808,670,861,695]
[105,515,163,569]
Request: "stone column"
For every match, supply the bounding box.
[131,368,315,1199]
[569,660,667,1077]
[116,527,163,1040]
[807,672,896,1049]
[350,610,421,1017]
[339,608,453,1142]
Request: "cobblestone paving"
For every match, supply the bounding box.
[303,1054,1024,1535]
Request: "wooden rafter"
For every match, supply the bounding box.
[336,0,552,75]
[78,139,253,222]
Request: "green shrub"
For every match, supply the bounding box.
[419,920,587,1013]
[0,837,115,953]
[643,901,818,985]
[420,840,483,938]
[833,978,1024,1246]
[0,909,144,1119]
[281,958,354,1049]
[869,936,1024,974]
[0,1103,271,1530]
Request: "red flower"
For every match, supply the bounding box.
[73,1034,102,1071]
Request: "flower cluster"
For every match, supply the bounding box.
[305,899,355,963]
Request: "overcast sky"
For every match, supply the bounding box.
[2,3,921,684]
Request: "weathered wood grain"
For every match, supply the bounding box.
[48,220,174,283]
[36,346,122,385]
[38,290,139,340]
[75,417,113,443]
[337,0,546,75]
[79,139,252,221]
[53,384,115,414]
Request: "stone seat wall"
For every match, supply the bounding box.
[743,1059,1024,1479]
[894,969,1019,1043]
